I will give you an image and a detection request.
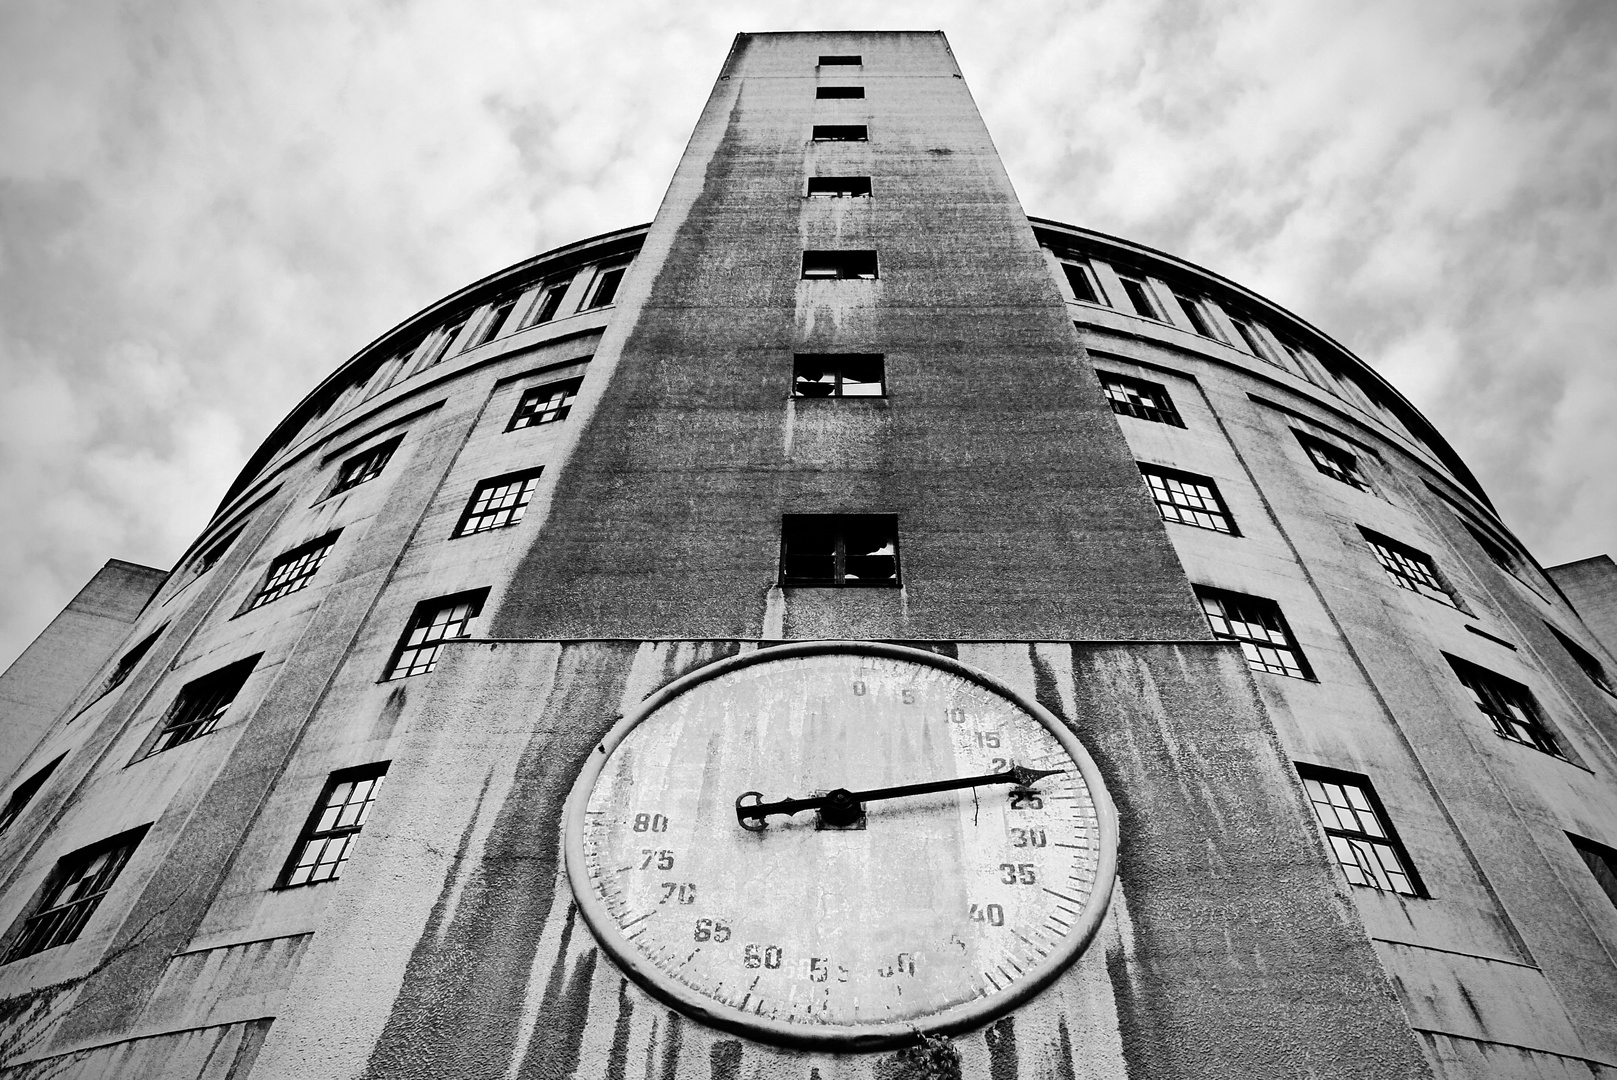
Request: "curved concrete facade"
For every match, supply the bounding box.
[2,29,1615,1080]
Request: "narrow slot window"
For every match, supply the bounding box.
[1118,276,1162,320]
[781,515,899,587]
[581,263,629,310]
[801,251,878,280]
[469,296,520,349]
[793,355,884,398]
[0,755,66,834]
[806,176,872,198]
[812,125,868,142]
[524,277,573,327]
[816,86,864,99]
[1061,261,1106,305]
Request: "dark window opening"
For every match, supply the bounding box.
[421,317,468,368]
[792,354,884,398]
[1097,371,1183,427]
[1197,587,1312,679]
[1175,292,1220,339]
[1545,624,1614,695]
[278,764,389,888]
[104,625,165,693]
[524,277,573,327]
[1569,833,1617,910]
[4,826,150,962]
[140,655,261,759]
[193,528,242,578]
[1295,431,1372,491]
[1061,261,1105,305]
[384,590,489,680]
[0,755,66,834]
[816,86,864,99]
[1360,529,1459,607]
[332,436,402,494]
[802,250,879,281]
[508,378,583,430]
[453,469,544,537]
[1446,656,1564,758]
[1140,466,1238,535]
[1118,276,1161,320]
[781,515,899,587]
[469,296,520,349]
[582,263,629,310]
[806,176,872,198]
[818,54,861,65]
[1297,765,1425,897]
[247,532,340,611]
[812,125,868,142]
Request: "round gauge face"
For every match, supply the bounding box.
[563,641,1116,1049]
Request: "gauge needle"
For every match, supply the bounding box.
[735,764,1064,831]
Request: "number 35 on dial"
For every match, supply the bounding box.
[564,642,1118,1049]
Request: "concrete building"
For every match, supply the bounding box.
[2,29,1616,1080]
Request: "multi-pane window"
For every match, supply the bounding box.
[581,262,629,310]
[140,656,260,758]
[384,590,489,679]
[4,827,149,961]
[332,437,401,494]
[1569,833,1617,911]
[1060,260,1106,305]
[1297,767,1424,897]
[420,316,468,368]
[1118,276,1162,320]
[1545,624,1614,695]
[1197,588,1312,679]
[468,296,520,349]
[508,378,583,430]
[524,277,573,327]
[792,354,884,397]
[104,625,164,693]
[1360,529,1459,607]
[453,469,543,537]
[247,532,340,611]
[1446,657,1564,757]
[0,755,65,834]
[806,176,872,198]
[1097,371,1184,427]
[278,765,389,888]
[781,515,900,587]
[1295,431,1371,491]
[1140,466,1239,535]
[801,251,879,280]
[1173,291,1222,340]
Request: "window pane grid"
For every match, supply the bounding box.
[1301,437,1370,490]
[387,598,483,679]
[1143,469,1236,534]
[6,837,139,960]
[281,772,385,887]
[141,660,255,758]
[1098,373,1183,427]
[1199,592,1309,679]
[332,443,397,493]
[509,380,581,430]
[248,535,338,610]
[1366,537,1455,606]
[1301,776,1419,895]
[1453,665,1562,756]
[456,474,541,536]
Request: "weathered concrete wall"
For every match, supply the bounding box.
[1548,556,1617,659]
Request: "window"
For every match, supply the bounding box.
[812,125,868,141]
[1295,431,1371,491]
[453,469,543,536]
[1463,522,1517,575]
[421,316,468,368]
[246,532,340,610]
[508,378,582,430]
[1446,657,1563,757]
[384,590,488,679]
[140,656,260,758]
[818,54,860,65]
[4,826,149,962]
[581,262,629,310]
[332,436,402,494]
[0,756,65,834]
[1297,766,1424,897]
[1197,588,1312,679]
[1097,371,1184,427]
[193,527,242,578]
[277,764,389,888]
[468,296,520,349]
[792,354,884,397]
[1118,276,1162,320]
[1060,260,1106,305]
[781,515,899,587]
[523,277,573,327]
[1569,834,1617,911]
[806,176,872,198]
[103,625,164,693]
[802,251,878,280]
[1545,624,1614,695]
[1174,292,1222,340]
[1229,316,1280,364]
[816,86,864,99]
[1360,529,1459,607]
[1140,466,1238,535]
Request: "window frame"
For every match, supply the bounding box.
[452,468,545,537]
[1139,465,1239,536]
[811,124,869,142]
[791,354,885,398]
[1296,765,1426,898]
[1096,370,1185,427]
[330,435,403,496]
[1294,430,1373,492]
[0,755,66,834]
[420,315,469,368]
[468,295,521,350]
[815,85,865,99]
[1173,291,1224,341]
[1060,260,1107,306]
[1545,623,1615,696]
[522,276,574,328]
[1445,655,1565,758]
[1117,275,1163,321]
[1569,833,1617,911]
[1359,528,1461,608]
[818,54,861,66]
[275,763,390,889]
[245,532,341,611]
[805,176,872,198]
[137,655,261,760]
[580,262,630,311]
[3,825,150,963]
[508,377,583,431]
[780,514,901,588]
[383,590,490,680]
[1196,587,1314,680]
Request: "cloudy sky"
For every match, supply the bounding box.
[1,0,1614,670]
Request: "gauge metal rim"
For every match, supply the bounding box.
[562,639,1119,1051]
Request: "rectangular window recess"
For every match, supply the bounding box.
[816,86,864,99]
[582,263,629,310]
[1139,465,1239,535]
[524,277,573,328]
[139,655,262,759]
[1062,262,1105,306]
[1196,587,1313,680]
[781,514,900,587]
[277,763,390,888]
[1545,623,1615,694]
[104,625,165,693]
[1359,528,1461,608]
[453,468,544,537]
[384,589,490,680]
[1118,277,1162,320]
[793,354,884,397]
[806,176,872,198]
[1569,833,1617,910]
[1445,655,1565,758]
[508,377,583,430]
[4,825,151,961]
[812,125,868,142]
[818,55,861,65]
[246,532,341,611]
[1176,294,1220,339]
[1297,765,1425,897]
[801,251,878,281]
[1097,371,1184,427]
[0,755,66,834]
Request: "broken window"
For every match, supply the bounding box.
[781,515,900,587]
[1360,529,1460,608]
[1297,766,1424,897]
[454,469,543,536]
[332,437,402,494]
[509,378,582,430]
[802,251,879,280]
[384,590,489,679]
[1097,371,1184,427]
[792,354,884,397]
[1295,431,1372,491]
[140,655,261,758]
[806,176,872,198]
[812,125,868,142]
[247,532,341,611]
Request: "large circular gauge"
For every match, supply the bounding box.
[563,641,1117,1049]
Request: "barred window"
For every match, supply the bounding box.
[278,765,388,888]
[0,755,65,834]
[523,277,573,327]
[1360,529,1458,607]
[453,469,543,537]
[1097,371,1183,427]
[1447,657,1564,757]
[1140,466,1238,535]
[792,354,884,397]
[1296,431,1371,491]
[1569,833,1617,911]
[1197,588,1312,679]
[384,590,488,680]
[332,437,401,494]
[4,826,148,961]
[509,378,582,430]
[781,515,899,587]
[247,533,340,611]
[1546,624,1614,695]
[104,624,164,693]
[1060,260,1106,305]
[140,656,260,758]
[1297,767,1423,897]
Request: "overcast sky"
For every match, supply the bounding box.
[1,0,1614,671]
